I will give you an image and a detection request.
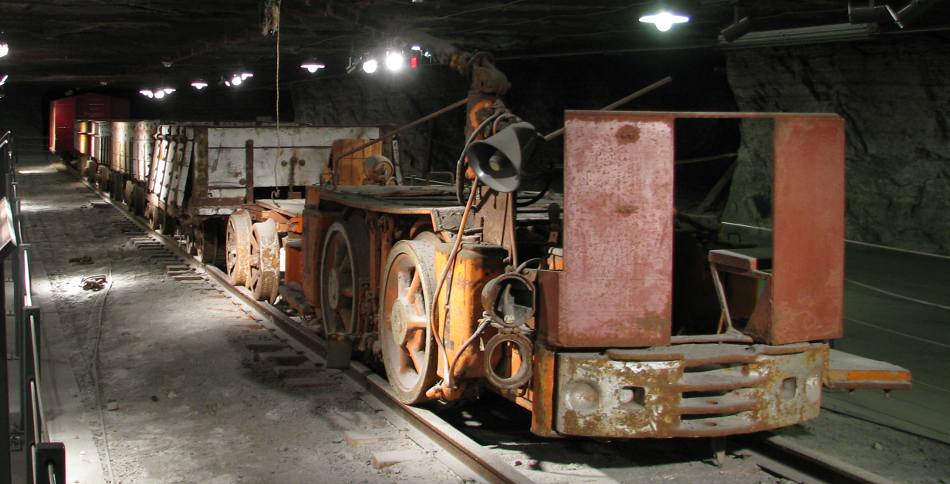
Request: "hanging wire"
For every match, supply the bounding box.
[271,1,282,204]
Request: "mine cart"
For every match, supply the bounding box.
[49,93,129,162]
[104,120,158,213]
[145,123,381,263]
[228,108,911,440]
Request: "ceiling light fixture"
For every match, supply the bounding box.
[384,51,405,72]
[241,72,253,80]
[191,80,208,90]
[300,61,326,73]
[231,75,243,86]
[888,0,939,29]
[362,58,378,74]
[139,89,154,98]
[848,2,892,24]
[639,10,689,32]
[0,32,9,58]
[0,75,8,87]
[720,23,873,49]
[154,90,166,99]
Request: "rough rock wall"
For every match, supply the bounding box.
[724,35,950,254]
[291,68,468,177]
[0,83,49,156]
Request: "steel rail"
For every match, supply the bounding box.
[81,178,530,484]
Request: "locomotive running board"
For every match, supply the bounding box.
[824,349,912,390]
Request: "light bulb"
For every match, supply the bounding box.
[301,63,325,73]
[639,11,689,32]
[231,75,243,86]
[154,90,166,99]
[385,51,405,72]
[0,43,8,58]
[139,89,154,98]
[241,72,253,80]
[362,58,378,74]
[0,75,8,87]
[191,81,208,90]
[163,88,175,94]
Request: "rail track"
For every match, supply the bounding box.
[77,171,901,484]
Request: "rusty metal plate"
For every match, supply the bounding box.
[558,111,674,348]
[555,343,826,438]
[771,117,845,344]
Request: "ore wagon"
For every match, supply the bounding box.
[144,122,381,263]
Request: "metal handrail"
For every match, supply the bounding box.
[0,132,66,484]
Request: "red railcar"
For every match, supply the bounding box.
[48,93,129,159]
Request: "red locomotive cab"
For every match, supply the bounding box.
[517,111,911,438]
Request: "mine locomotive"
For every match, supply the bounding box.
[64,50,910,440]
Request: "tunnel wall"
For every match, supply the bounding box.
[290,52,739,189]
[723,35,950,254]
[0,83,50,157]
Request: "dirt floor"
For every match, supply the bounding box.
[21,162,462,483]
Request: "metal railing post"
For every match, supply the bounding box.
[0,257,9,484]
[22,306,41,480]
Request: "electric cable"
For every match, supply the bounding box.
[431,178,480,391]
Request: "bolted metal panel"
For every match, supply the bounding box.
[558,111,674,348]
[771,117,845,344]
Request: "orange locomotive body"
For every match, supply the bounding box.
[225,109,911,439]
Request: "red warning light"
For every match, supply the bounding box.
[410,55,419,69]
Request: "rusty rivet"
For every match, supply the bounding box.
[616,124,640,144]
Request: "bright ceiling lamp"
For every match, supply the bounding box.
[231,74,243,86]
[639,10,690,32]
[191,79,208,90]
[300,60,326,73]
[154,90,166,99]
[0,32,8,58]
[139,89,154,98]
[384,51,405,72]
[362,58,378,74]
[0,75,7,87]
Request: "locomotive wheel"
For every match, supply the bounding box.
[320,217,369,340]
[248,219,280,303]
[226,210,253,286]
[379,239,438,404]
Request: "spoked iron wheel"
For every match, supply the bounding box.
[379,239,439,404]
[248,219,280,303]
[226,209,253,286]
[320,217,369,341]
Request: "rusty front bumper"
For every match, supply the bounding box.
[554,343,827,438]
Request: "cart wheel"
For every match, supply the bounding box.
[379,239,438,404]
[226,209,253,286]
[320,217,369,340]
[248,219,280,303]
[196,224,220,265]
